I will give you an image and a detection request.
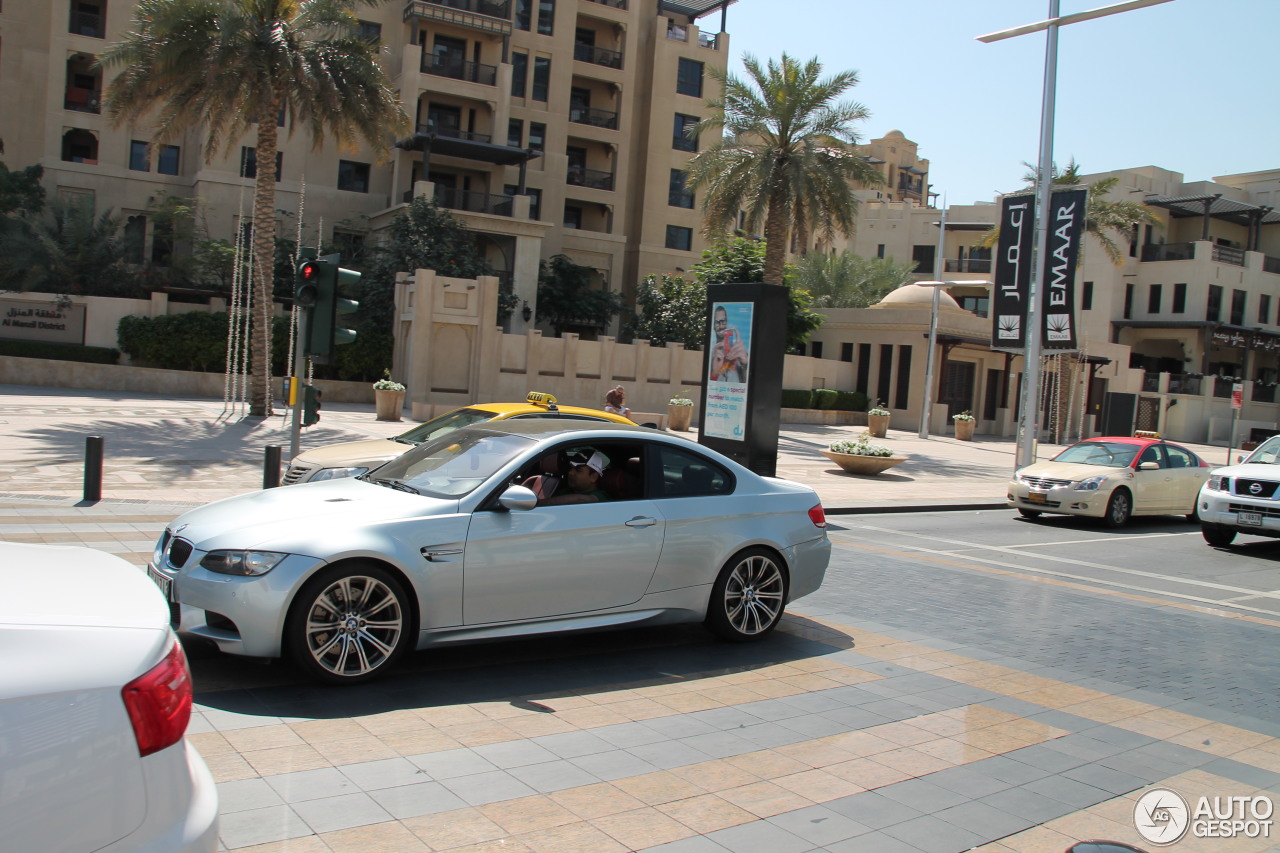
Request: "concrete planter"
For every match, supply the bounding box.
[954,418,976,441]
[667,404,693,431]
[867,413,890,438]
[821,450,907,476]
[374,388,405,421]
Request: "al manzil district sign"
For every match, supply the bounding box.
[0,299,87,345]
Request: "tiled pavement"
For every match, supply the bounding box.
[2,385,1278,852]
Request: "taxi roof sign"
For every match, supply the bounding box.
[525,391,558,408]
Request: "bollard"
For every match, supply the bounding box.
[83,436,104,502]
[263,445,282,489]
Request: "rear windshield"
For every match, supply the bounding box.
[396,408,495,445]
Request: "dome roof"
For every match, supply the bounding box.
[875,283,960,309]
[884,129,906,138]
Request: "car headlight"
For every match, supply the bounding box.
[310,466,370,482]
[200,550,287,576]
[1074,475,1108,491]
[1206,474,1226,492]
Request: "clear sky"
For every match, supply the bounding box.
[718,0,1277,207]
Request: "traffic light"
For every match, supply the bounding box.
[302,384,322,426]
[295,260,322,308]
[302,256,361,363]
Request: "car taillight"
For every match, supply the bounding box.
[121,639,193,757]
[808,504,827,528]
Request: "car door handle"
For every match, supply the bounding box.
[625,516,658,528]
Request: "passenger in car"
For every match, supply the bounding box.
[539,449,610,505]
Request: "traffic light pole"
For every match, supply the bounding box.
[289,307,310,460]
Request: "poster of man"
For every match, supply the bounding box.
[709,303,751,384]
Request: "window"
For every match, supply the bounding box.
[151,219,173,266]
[1123,283,1133,320]
[668,169,694,208]
[894,345,912,410]
[1147,284,1162,314]
[876,244,885,259]
[665,225,692,251]
[528,122,545,153]
[654,444,732,498]
[511,52,528,97]
[507,118,523,148]
[515,0,531,30]
[357,20,381,42]
[1173,283,1186,313]
[1207,285,1222,322]
[856,343,870,394]
[157,144,180,175]
[811,341,823,359]
[877,344,893,407]
[123,214,146,264]
[531,56,550,101]
[1231,289,1246,326]
[672,113,698,152]
[563,204,582,229]
[676,57,703,97]
[536,0,554,35]
[1260,294,1272,325]
[129,140,149,172]
[911,244,935,274]
[332,231,366,263]
[1081,281,1094,311]
[506,184,541,220]
[240,147,281,181]
[338,160,371,193]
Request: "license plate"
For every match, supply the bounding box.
[1238,511,1263,527]
[1027,492,1047,504]
[147,565,174,601]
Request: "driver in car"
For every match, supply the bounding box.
[539,449,610,505]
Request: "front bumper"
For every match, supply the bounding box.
[1007,482,1108,517]
[1199,491,1280,539]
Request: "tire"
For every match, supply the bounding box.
[1017,509,1042,519]
[1103,489,1132,528]
[286,562,411,684]
[1185,502,1200,522]
[705,547,789,642]
[1201,523,1237,547]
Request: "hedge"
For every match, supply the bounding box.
[0,339,120,364]
[780,388,815,409]
[834,390,868,412]
[812,389,838,410]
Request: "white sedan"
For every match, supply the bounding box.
[0,542,218,852]
[1198,433,1280,546]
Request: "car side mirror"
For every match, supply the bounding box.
[499,484,537,511]
[1138,461,1160,471]
[1237,454,1245,463]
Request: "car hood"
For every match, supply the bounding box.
[1015,461,1124,482]
[169,478,460,552]
[293,436,407,467]
[1210,462,1280,480]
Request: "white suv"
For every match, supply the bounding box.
[1198,434,1280,546]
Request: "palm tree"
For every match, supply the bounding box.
[685,53,884,286]
[790,250,915,309]
[982,160,1158,264]
[99,0,407,415]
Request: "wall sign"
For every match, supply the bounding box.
[0,299,86,345]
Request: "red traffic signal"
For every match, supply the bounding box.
[295,261,322,307]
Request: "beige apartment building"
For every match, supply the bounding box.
[0,0,736,335]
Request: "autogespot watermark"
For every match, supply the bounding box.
[1134,788,1274,845]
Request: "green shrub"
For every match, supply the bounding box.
[0,339,119,364]
[833,390,868,412]
[780,388,814,409]
[812,389,838,410]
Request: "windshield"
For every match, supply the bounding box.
[1244,435,1280,465]
[395,408,497,445]
[1051,441,1140,468]
[370,430,531,498]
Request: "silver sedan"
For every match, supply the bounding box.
[149,421,831,683]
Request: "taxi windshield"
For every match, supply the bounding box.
[370,430,531,498]
[1052,441,1139,468]
[395,408,497,445]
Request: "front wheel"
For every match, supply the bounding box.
[1017,508,1042,519]
[1201,523,1237,547]
[1104,489,1132,528]
[705,548,789,642]
[286,563,411,684]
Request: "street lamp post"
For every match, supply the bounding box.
[977,0,1173,468]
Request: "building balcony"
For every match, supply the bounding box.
[698,32,719,49]
[573,43,623,70]
[422,187,514,216]
[566,167,615,192]
[1141,242,1196,263]
[418,123,492,144]
[69,10,105,38]
[421,53,498,86]
[404,0,513,35]
[1265,256,1280,275]
[64,86,101,114]
[584,0,627,8]
[943,258,991,274]
[1212,244,1246,266]
[569,105,618,130]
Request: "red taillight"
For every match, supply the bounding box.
[808,504,827,528]
[122,640,193,757]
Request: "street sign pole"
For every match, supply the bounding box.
[289,308,309,461]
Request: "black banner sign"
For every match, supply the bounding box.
[1041,188,1087,351]
[991,194,1035,351]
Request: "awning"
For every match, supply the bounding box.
[1144,194,1280,227]
[658,0,735,20]
[394,131,540,166]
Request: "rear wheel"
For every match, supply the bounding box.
[286,563,411,684]
[1017,508,1042,519]
[705,547,788,642]
[1103,489,1132,528]
[1201,523,1237,547]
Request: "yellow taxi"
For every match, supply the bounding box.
[283,392,636,484]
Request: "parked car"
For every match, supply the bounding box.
[150,421,831,683]
[1007,436,1212,527]
[1198,433,1280,546]
[1,542,218,853]
[282,392,637,484]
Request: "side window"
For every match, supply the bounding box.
[654,444,733,498]
[1138,445,1163,468]
[1164,445,1194,469]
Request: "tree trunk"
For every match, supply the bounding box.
[248,106,280,417]
[761,192,789,286]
